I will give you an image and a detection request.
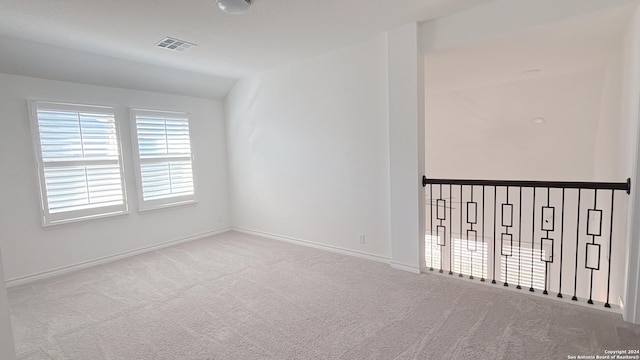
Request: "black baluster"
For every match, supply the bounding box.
[469,186,475,280]
[429,183,434,271]
[439,184,444,273]
[605,190,614,308]
[436,184,447,274]
[558,188,565,298]
[459,184,463,277]
[543,187,550,295]
[449,184,453,275]
[530,187,536,292]
[588,190,598,305]
[572,189,582,301]
[504,186,510,287]
[492,186,497,284]
[544,262,548,294]
[517,187,522,290]
[481,185,486,282]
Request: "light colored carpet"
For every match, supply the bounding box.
[7,231,640,360]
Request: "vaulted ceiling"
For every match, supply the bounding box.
[0,0,496,98]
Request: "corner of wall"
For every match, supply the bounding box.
[0,249,16,360]
[387,23,423,271]
[622,3,640,325]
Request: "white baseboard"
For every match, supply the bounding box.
[232,227,391,264]
[390,262,421,274]
[6,227,232,288]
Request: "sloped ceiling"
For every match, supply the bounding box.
[0,35,238,99]
[0,0,496,99]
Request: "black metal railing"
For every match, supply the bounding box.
[422,176,630,308]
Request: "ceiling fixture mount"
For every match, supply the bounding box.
[217,0,252,15]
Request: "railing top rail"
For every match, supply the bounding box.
[422,176,631,194]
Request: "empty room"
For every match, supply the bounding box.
[1,0,640,359]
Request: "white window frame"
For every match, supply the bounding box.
[28,100,128,226]
[130,108,197,211]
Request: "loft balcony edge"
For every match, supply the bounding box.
[421,176,630,193]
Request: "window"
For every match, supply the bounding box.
[29,101,127,226]
[131,109,196,211]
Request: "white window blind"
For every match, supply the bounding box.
[29,101,127,226]
[131,109,195,210]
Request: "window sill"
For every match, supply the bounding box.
[42,210,130,229]
[137,200,198,214]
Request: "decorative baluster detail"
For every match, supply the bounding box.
[437,184,445,274]
[467,186,477,280]
[585,190,602,305]
[541,187,555,295]
[421,177,629,308]
[502,187,513,287]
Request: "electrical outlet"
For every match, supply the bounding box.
[358,233,365,244]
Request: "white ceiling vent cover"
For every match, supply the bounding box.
[156,37,196,52]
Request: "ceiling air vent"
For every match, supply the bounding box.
[156,37,196,52]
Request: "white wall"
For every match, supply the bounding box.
[0,73,231,282]
[0,249,16,360]
[622,4,640,324]
[593,46,624,181]
[388,23,425,273]
[591,40,631,308]
[225,35,391,259]
[426,67,606,181]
